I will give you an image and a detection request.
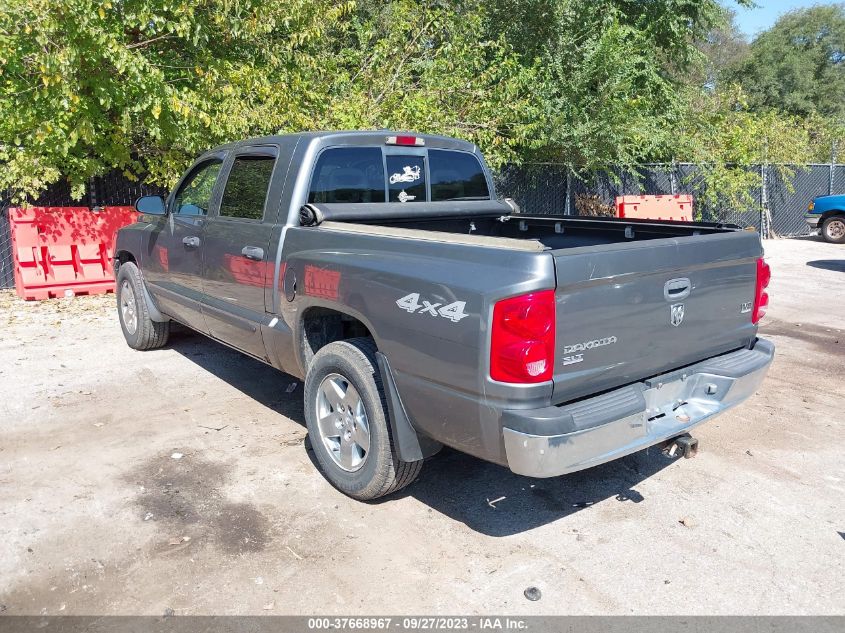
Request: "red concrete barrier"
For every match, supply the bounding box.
[615,195,693,222]
[10,206,138,300]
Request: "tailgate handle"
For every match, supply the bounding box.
[664,278,691,302]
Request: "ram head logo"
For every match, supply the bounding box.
[670,303,685,327]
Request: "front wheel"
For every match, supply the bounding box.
[116,262,170,350]
[821,215,845,244]
[304,338,422,500]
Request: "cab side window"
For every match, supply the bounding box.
[172,160,223,216]
[219,155,276,221]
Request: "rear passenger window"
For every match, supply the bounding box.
[387,155,426,203]
[219,156,276,220]
[309,148,386,203]
[429,150,490,201]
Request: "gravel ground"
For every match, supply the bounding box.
[0,236,842,616]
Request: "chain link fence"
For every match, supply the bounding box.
[0,192,13,289]
[496,162,845,234]
[90,172,168,207]
[833,165,845,196]
[0,173,166,289]
[1,164,842,290]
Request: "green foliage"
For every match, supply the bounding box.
[0,0,358,200]
[316,1,539,168]
[688,9,749,92]
[728,3,845,119]
[0,0,841,209]
[0,0,535,200]
[487,0,737,172]
[677,85,817,211]
[675,5,845,212]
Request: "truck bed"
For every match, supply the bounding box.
[305,204,761,406]
[302,201,740,251]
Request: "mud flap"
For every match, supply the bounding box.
[375,352,441,462]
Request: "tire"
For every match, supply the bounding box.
[116,262,170,350]
[304,337,422,500]
[821,215,845,244]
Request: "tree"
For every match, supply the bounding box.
[485,0,751,172]
[0,0,536,200]
[0,0,358,199]
[315,1,539,168]
[676,84,817,211]
[729,4,845,119]
[691,10,749,93]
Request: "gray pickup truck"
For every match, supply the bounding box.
[115,131,774,500]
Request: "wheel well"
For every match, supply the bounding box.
[114,250,137,276]
[300,307,373,368]
[821,210,845,223]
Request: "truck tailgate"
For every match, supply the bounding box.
[551,230,762,405]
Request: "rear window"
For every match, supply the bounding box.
[387,155,426,203]
[309,147,386,203]
[306,146,491,205]
[429,150,490,201]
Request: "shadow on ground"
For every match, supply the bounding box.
[391,447,673,536]
[807,259,845,273]
[168,325,305,423]
[170,327,679,537]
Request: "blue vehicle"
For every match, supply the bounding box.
[806,195,845,243]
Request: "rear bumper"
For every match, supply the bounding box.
[502,339,775,478]
[804,213,820,227]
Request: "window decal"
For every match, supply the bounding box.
[389,165,421,184]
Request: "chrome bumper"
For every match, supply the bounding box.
[502,339,775,478]
[805,213,820,227]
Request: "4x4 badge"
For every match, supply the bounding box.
[670,303,685,327]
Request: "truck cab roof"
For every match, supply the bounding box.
[205,130,479,156]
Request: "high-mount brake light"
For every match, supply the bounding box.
[490,290,555,384]
[752,258,771,324]
[385,135,425,146]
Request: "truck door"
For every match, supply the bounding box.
[200,146,279,360]
[144,157,224,333]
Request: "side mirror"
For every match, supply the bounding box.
[135,195,166,215]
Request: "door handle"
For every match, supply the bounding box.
[664,278,691,302]
[182,236,201,248]
[241,246,264,261]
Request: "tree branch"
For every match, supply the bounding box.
[127,34,176,50]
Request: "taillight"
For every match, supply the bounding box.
[752,258,771,324]
[490,290,555,383]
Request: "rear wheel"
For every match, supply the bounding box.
[821,215,845,244]
[304,338,422,500]
[116,262,170,350]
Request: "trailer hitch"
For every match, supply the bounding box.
[664,433,699,459]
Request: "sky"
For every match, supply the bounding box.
[727,0,841,38]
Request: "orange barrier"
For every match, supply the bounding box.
[615,195,693,221]
[10,206,138,300]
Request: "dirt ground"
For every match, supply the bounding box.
[0,236,843,616]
